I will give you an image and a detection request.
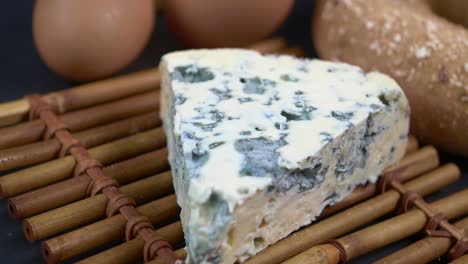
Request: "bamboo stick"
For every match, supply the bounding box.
[449,254,468,264]
[0,128,166,198]
[0,111,160,172]
[405,135,418,154]
[0,99,30,127]
[48,146,442,263]
[75,162,456,264]
[319,183,376,219]
[285,244,340,264]
[284,187,468,264]
[248,37,287,54]
[374,216,468,264]
[246,163,458,264]
[8,148,169,219]
[0,91,160,149]
[42,197,181,264]
[0,68,161,127]
[277,47,305,57]
[23,170,174,242]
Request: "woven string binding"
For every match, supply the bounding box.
[398,190,422,214]
[328,239,347,264]
[377,168,468,261]
[26,94,181,263]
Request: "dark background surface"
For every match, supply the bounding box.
[0,1,466,263]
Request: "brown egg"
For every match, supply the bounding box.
[165,0,294,48]
[33,0,155,81]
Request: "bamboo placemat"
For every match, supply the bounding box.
[0,38,466,264]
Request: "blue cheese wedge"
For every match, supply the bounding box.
[160,49,410,264]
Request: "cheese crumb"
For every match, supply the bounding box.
[393,34,401,43]
[464,63,468,73]
[366,21,374,29]
[415,47,430,59]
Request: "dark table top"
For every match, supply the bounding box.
[0,1,466,263]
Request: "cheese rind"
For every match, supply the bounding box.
[160,49,409,264]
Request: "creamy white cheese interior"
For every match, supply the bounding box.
[160,49,410,264]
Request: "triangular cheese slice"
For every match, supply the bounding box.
[160,49,409,264]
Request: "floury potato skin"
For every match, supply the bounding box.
[160,49,409,263]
